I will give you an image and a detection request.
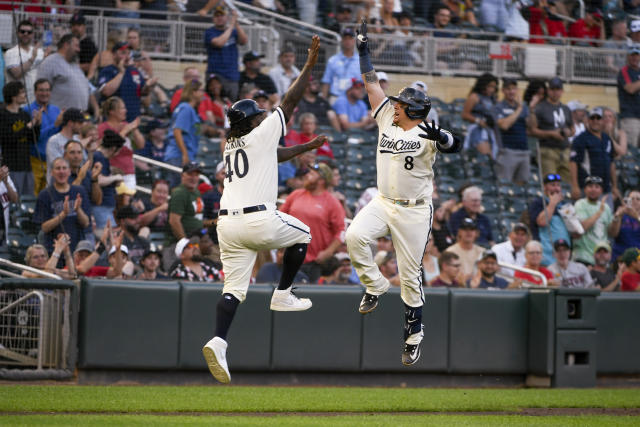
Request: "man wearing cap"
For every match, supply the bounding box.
[137,247,168,280]
[468,250,511,289]
[238,51,279,106]
[135,120,168,165]
[269,47,300,98]
[205,7,248,101]
[572,175,615,265]
[327,5,353,33]
[491,222,529,277]
[568,8,605,46]
[45,108,85,184]
[115,205,150,265]
[317,252,353,285]
[70,13,97,76]
[617,44,640,148]
[449,186,494,247]
[569,107,620,200]
[171,236,222,282]
[548,239,595,288]
[446,217,485,282]
[321,27,361,101]
[620,247,640,291]
[37,34,91,111]
[5,20,44,104]
[297,76,341,131]
[333,78,375,130]
[280,162,346,283]
[590,242,622,291]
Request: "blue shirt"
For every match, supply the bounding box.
[467,275,509,289]
[93,151,116,208]
[164,102,201,163]
[617,64,640,119]
[24,101,61,159]
[448,208,494,247]
[494,100,529,150]
[528,197,571,266]
[205,26,240,81]
[98,65,146,122]
[612,214,640,261]
[569,130,614,193]
[135,139,166,163]
[332,95,368,123]
[321,52,361,98]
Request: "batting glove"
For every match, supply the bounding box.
[356,19,369,56]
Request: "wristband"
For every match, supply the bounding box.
[359,50,374,75]
[52,252,60,259]
[96,241,106,255]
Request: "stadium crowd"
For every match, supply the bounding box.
[0,1,639,292]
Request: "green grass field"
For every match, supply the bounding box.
[2,386,640,426]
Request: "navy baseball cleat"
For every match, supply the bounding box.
[359,292,379,314]
[402,342,421,365]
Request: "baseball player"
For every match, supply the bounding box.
[202,36,327,383]
[345,20,461,365]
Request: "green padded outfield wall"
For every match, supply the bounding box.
[596,293,640,374]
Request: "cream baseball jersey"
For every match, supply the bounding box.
[372,98,439,201]
[219,107,287,210]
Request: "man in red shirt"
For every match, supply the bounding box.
[621,247,640,291]
[568,8,605,46]
[514,240,555,286]
[279,162,345,282]
[286,112,334,159]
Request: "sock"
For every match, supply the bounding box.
[214,293,240,340]
[278,243,307,290]
[403,304,423,341]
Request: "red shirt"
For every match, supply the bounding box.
[568,19,601,45]
[515,267,553,286]
[621,271,640,291]
[171,90,224,125]
[528,7,567,44]
[286,129,334,159]
[98,122,135,175]
[279,189,345,263]
[84,266,109,277]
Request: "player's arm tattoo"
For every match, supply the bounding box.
[363,70,378,84]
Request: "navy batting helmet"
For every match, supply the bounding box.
[388,87,431,120]
[227,99,266,127]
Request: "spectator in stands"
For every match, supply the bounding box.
[317,252,353,285]
[327,163,352,219]
[0,165,17,248]
[333,79,375,130]
[70,13,97,76]
[523,78,546,109]
[568,8,604,46]
[46,108,85,185]
[421,239,440,284]
[93,130,126,235]
[64,140,102,206]
[37,34,91,111]
[256,247,310,283]
[115,205,150,265]
[428,5,459,36]
[280,162,346,283]
[0,81,40,196]
[23,236,77,279]
[253,90,272,112]
[195,228,222,269]
[569,108,620,201]
[610,189,640,261]
[87,29,121,81]
[374,250,400,286]
[5,20,44,104]
[25,78,61,195]
[286,113,334,159]
[127,28,169,115]
[528,173,571,266]
[605,19,632,76]
[139,179,170,231]
[98,41,157,123]
[492,222,529,277]
[467,249,511,289]
[462,73,499,157]
[590,242,622,291]
[269,46,300,99]
[327,5,354,33]
[136,247,168,280]
[296,75,341,131]
[238,51,279,106]
[602,107,627,158]
[430,251,463,287]
[98,97,145,190]
[513,240,554,286]
[494,78,531,184]
[504,0,529,42]
[205,6,248,101]
[34,157,90,255]
[566,100,587,143]
[617,45,640,148]
[449,186,494,247]
[108,242,135,279]
[171,67,215,125]
[620,247,640,291]
[135,119,168,168]
[631,20,640,44]
[171,236,221,281]
[409,81,439,126]
[205,73,231,128]
[73,238,106,278]
[530,77,574,182]
[321,27,361,101]
[446,217,485,282]
[548,239,594,287]
[202,161,224,225]
[431,199,455,253]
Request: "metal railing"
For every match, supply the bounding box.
[0,258,62,281]
[499,262,548,287]
[133,154,211,186]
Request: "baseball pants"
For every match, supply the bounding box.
[217,204,311,302]
[346,195,433,308]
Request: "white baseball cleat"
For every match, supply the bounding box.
[270,287,312,311]
[202,337,231,384]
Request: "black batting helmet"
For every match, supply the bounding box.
[388,87,431,120]
[227,99,266,127]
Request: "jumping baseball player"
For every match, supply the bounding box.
[345,21,461,365]
[202,36,327,383]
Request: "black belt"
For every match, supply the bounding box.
[219,204,267,216]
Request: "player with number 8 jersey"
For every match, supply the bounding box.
[202,35,327,384]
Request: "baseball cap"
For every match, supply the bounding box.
[459,217,478,230]
[141,244,162,261]
[543,173,562,183]
[622,247,640,266]
[112,41,130,52]
[349,78,364,89]
[108,244,129,256]
[587,7,603,19]
[594,241,611,253]
[213,5,227,15]
[567,100,588,112]
[502,77,518,87]
[73,240,93,254]
[631,20,640,33]
[588,107,603,118]
[253,90,269,100]
[309,162,333,184]
[553,238,571,250]
[374,250,394,266]
[215,161,225,175]
[584,175,604,187]
[115,204,139,220]
[629,44,640,55]
[115,182,136,197]
[376,71,389,82]
[480,249,497,261]
[341,27,356,37]
[410,80,428,93]
[511,222,530,234]
[334,252,351,263]
[183,161,202,174]
[70,12,85,25]
[62,108,86,125]
[146,119,169,133]
[548,77,563,89]
[243,50,264,62]
[337,5,351,13]
[175,236,199,257]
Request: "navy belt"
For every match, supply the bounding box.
[219,204,267,216]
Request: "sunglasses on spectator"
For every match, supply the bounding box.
[544,174,561,182]
[186,243,199,249]
[19,29,33,34]
[589,115,602,120]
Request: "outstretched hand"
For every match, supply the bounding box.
[356,19,369,55]
[306,35,320,69]
[418,120,443,142]
[308,135,328,150]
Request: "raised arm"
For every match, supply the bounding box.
[356,19,386,111]
[279,35,320,121]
